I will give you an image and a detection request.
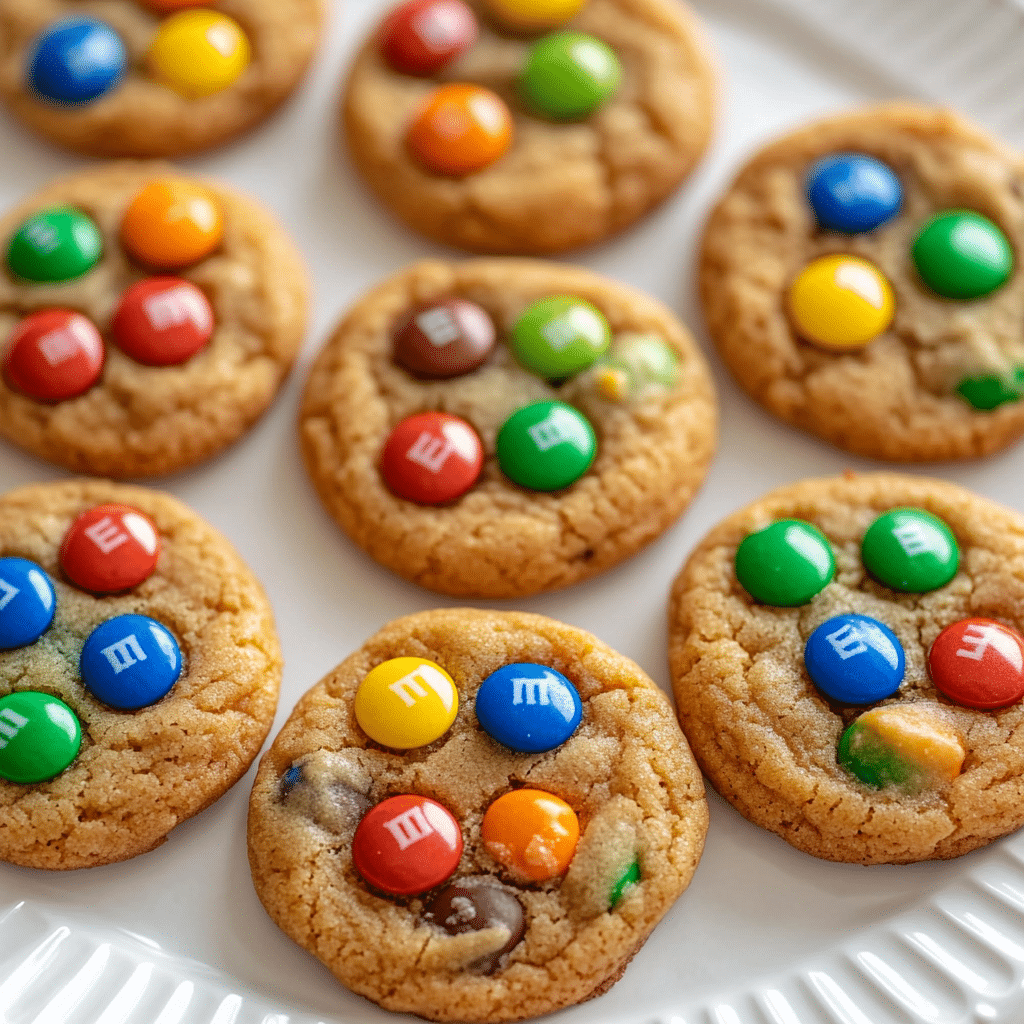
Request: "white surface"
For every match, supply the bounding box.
[2,1,1024,1022]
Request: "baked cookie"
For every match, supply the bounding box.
[0,478,281,869]
[668,472,1024,865]
[343,0,715,254]
[300,258,717,598]
[248,608,707,1022]
[0,162,308,478]
[0,0,323,157]
[700,102,1024,461]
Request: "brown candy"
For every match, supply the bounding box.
[393,299,496,378]
[423,876,526,974]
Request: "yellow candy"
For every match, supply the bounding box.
[483,0,587,30]
[788,254,895,350]
[859,703,965,786]
[148,11,251,99]
[595,366,629,401]
[354,657,458,749]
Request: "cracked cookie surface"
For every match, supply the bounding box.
[0,162,308,478]
[700,103,1024,461]
[299,258,717,598]
[0,0,323,157]
[343,0,715,254]
[669,472,1024,864]
[247,608,707,1022]
[0,478,282,870]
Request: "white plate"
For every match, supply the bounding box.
[3,1,1024,1022]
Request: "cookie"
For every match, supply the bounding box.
[247,608,707,1022]
[668,472,1024,865]
[0,0,323,157]
[343,0,715,254]
[1,162,308,478]
[299,258,717,598]
[0,478,281,869]
[699,102,1024,461]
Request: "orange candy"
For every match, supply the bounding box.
[120,180,224,270]
[481,789,579,881]
[407,83,513,176]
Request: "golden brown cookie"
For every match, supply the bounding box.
[669,472,1024,865]
[299,258,717,598]
[0,0,323,158]
[700,102,1024,461]
[247,608,707,1022]
[0,478,282,870]
[343,0,716,254]
[1,162,308,478]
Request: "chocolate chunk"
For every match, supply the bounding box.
[393,299,496,378]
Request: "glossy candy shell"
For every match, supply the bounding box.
[6,207,102,283]
[0,558,56,650]
[148,11,251,100]
[519,32,622,121]
[3,310,105,403]
[804,614,905,705]
[806,154,902,233]
[481,788,579,881]
[510,295,611,378]
[381,0,478,76]
[120,181,224,270]
[111,278,214,366]
[0,692,81,785]
[928,618,1024,710]
[59,504,160,594]
[496,401,596,491]
[734,519,835,606]
[380,412,483,504]
[475,662,582,752]
[861,508,959,593]
[27,17,126,105]
[912,211,1013,300]
[407,85,513,176]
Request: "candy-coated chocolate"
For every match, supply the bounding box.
[861,507,958,593]
[481,788,579,881]
[519,31,621,121]
[6,207,102,283]
[496,400,596,491]
[407,84,513,176]
[280,762,304,796]
[381,0,478,76]
[806,154,902,234]
[475,662,581,752]
[59,504,160,594]
[111,277,214,366]
[393,298,496,378]
[483,0,586,30]
[120,180,224,270]
[956,368,1024,410]
[734,519,835,607]
[0,692,81,785]
[610,858,640,908]
[352,794,463,895]
[912,211,1012,300]
[804,614,905,705]
[355,656,459,749]
[80,614,182,709]
[424,877,526,974]
[929,618,1024,710]
[838,702,965,792]
[3,309,105,402]
[148,10,251,99]
[0,557,56,650]
[27,17,126,105]
[511,295,610,378]
[789,254,895,350]
[380,412,483,504]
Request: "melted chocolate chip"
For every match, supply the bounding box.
[424,876,526,974]
[393,299,496,378]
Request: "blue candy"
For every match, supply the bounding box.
[0,557,56,650]
[80,614,181,710]
[28,17,127,105]
[804,614,904,705]
[807,154,902,234]
[475,663,582,753]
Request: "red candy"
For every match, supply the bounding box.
[111,278,214,366]
[60,504,160,593]
[3,310,104,402]
[352,794,463,895]
[381,412,483,504]
[929,617,1024,710]
[381,0,477,76]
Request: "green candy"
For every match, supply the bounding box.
[838,719,920,790]
[861,508,958,593]
[609,858,640,908]
[497,400,596,491]
[956,367,1024,410]
[512,295,611,379]
[0,691,81,784]
[519,31,622,121]
[7,207,102,283]
[734,519,835,606]
[911,211,1012,300]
